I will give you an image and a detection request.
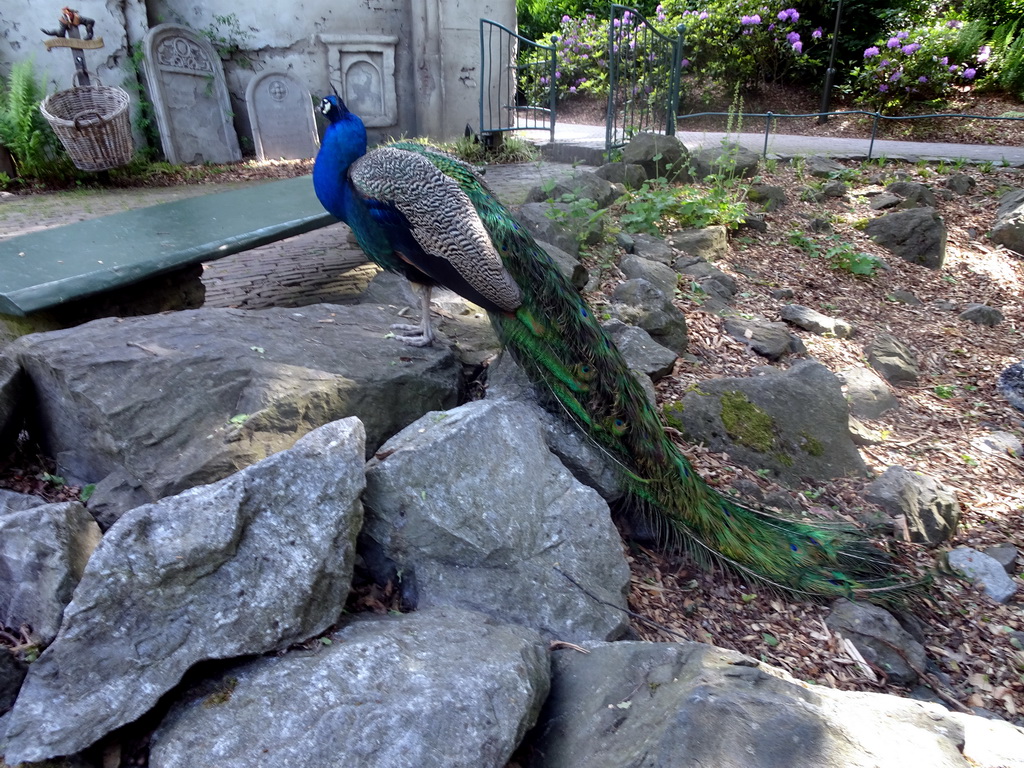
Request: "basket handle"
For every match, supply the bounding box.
[73,111,105,129]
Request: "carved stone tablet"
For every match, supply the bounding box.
[143,23,242,165]
[245,71,320,161]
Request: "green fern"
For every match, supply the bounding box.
[994,23,1024,97]
[0,60,75,181]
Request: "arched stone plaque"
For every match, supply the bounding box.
[245,71,320,161]
[143,23,242,165]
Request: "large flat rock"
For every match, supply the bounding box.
[3,304,460,521]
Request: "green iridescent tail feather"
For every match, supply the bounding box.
[390,141,909,601]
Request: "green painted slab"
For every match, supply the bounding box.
[0,175,337,316]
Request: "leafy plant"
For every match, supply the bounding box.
[543,182,605,246]
[447,133,538,165]
[619,176,748,234]
[0,60,76,182]
[199,13,257,69]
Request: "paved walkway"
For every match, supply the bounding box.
[1,124,1020,312]
[538,121,1024,166]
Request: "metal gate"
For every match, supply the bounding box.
[606,4,685,151]
[479,19,557,142]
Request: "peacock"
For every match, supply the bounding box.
[312,94,907,601]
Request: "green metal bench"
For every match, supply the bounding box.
[0,175,336,338]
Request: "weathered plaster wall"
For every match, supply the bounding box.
[1,0,515,155]
[1,1,147,102]
[147,0,515,143]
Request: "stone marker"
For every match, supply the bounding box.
[245,71,320,161]
[143,23,242,165]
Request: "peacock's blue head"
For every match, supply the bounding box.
[318,94,350,123]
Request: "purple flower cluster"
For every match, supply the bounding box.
[855,19,989,109]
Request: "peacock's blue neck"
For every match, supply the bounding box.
[312,117,368,226]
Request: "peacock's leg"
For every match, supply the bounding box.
[390,282,434,346]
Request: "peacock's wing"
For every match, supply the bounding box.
[348,147,522,314]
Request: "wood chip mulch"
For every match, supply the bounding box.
[579,157,1024,726]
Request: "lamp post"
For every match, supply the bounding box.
[818,0,845,123]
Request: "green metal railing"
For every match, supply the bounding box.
[676,109,1024,161]
[479,19,557,141]
[605,4,685,151]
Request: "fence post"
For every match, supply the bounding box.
[763,111,773,158]
[666,23,685,137]
[869,112,880,160]
[549,35,559,142]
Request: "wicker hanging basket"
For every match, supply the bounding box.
[40,85,133,171]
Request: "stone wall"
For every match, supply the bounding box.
[1,0,515,155]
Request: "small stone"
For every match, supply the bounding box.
[982,544,1019,575]
[948,546,1018,603]
[887,290,922,306]
[958,303,1003,327]
[970,430,1022,458]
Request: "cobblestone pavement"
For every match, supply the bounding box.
[0,161,573,310]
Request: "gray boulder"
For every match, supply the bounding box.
[958,302,1003,327]
[602,320,678,381]
[363,400,631,643]
[947,547,1018,603]
[594,161,647,189]
[989,188,1024,253]
[1,419,366,764]
[0,499,100,647]
[998,361,1024,412]
[863,465,960,545]
[689,141,760,179]
[665,359,866,484]
[610,279,689,355]
[748,183,788,211]
[804,155,847,177]
[524,640,975,768]
[4,305,459,525]
[865,333,919,386]
[780,304,854,338]
[722,315,805,360]
[619,254,678,298]
[150,607,549,768]
[826,599,927,686]
[0,356,22,445]
[944,173,976,195]
[630,232,675,264]
[515,203,583,256]
[668,225,729,262]
[620,132,688,180]
[525,168,619,210]
[485,356,624,502]
[865,207,947,269]
[539,239,589,290]
[674,254,738,302]
[522,201,604,253]
[838,366,899,419]
[887,180,937,208]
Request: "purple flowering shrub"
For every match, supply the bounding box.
[847,19,988,110]
[658,0,823,88]
[520,2,825,104]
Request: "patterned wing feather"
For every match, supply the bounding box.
[349,148,521,313]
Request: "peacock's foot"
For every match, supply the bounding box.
[389,323,434,347]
